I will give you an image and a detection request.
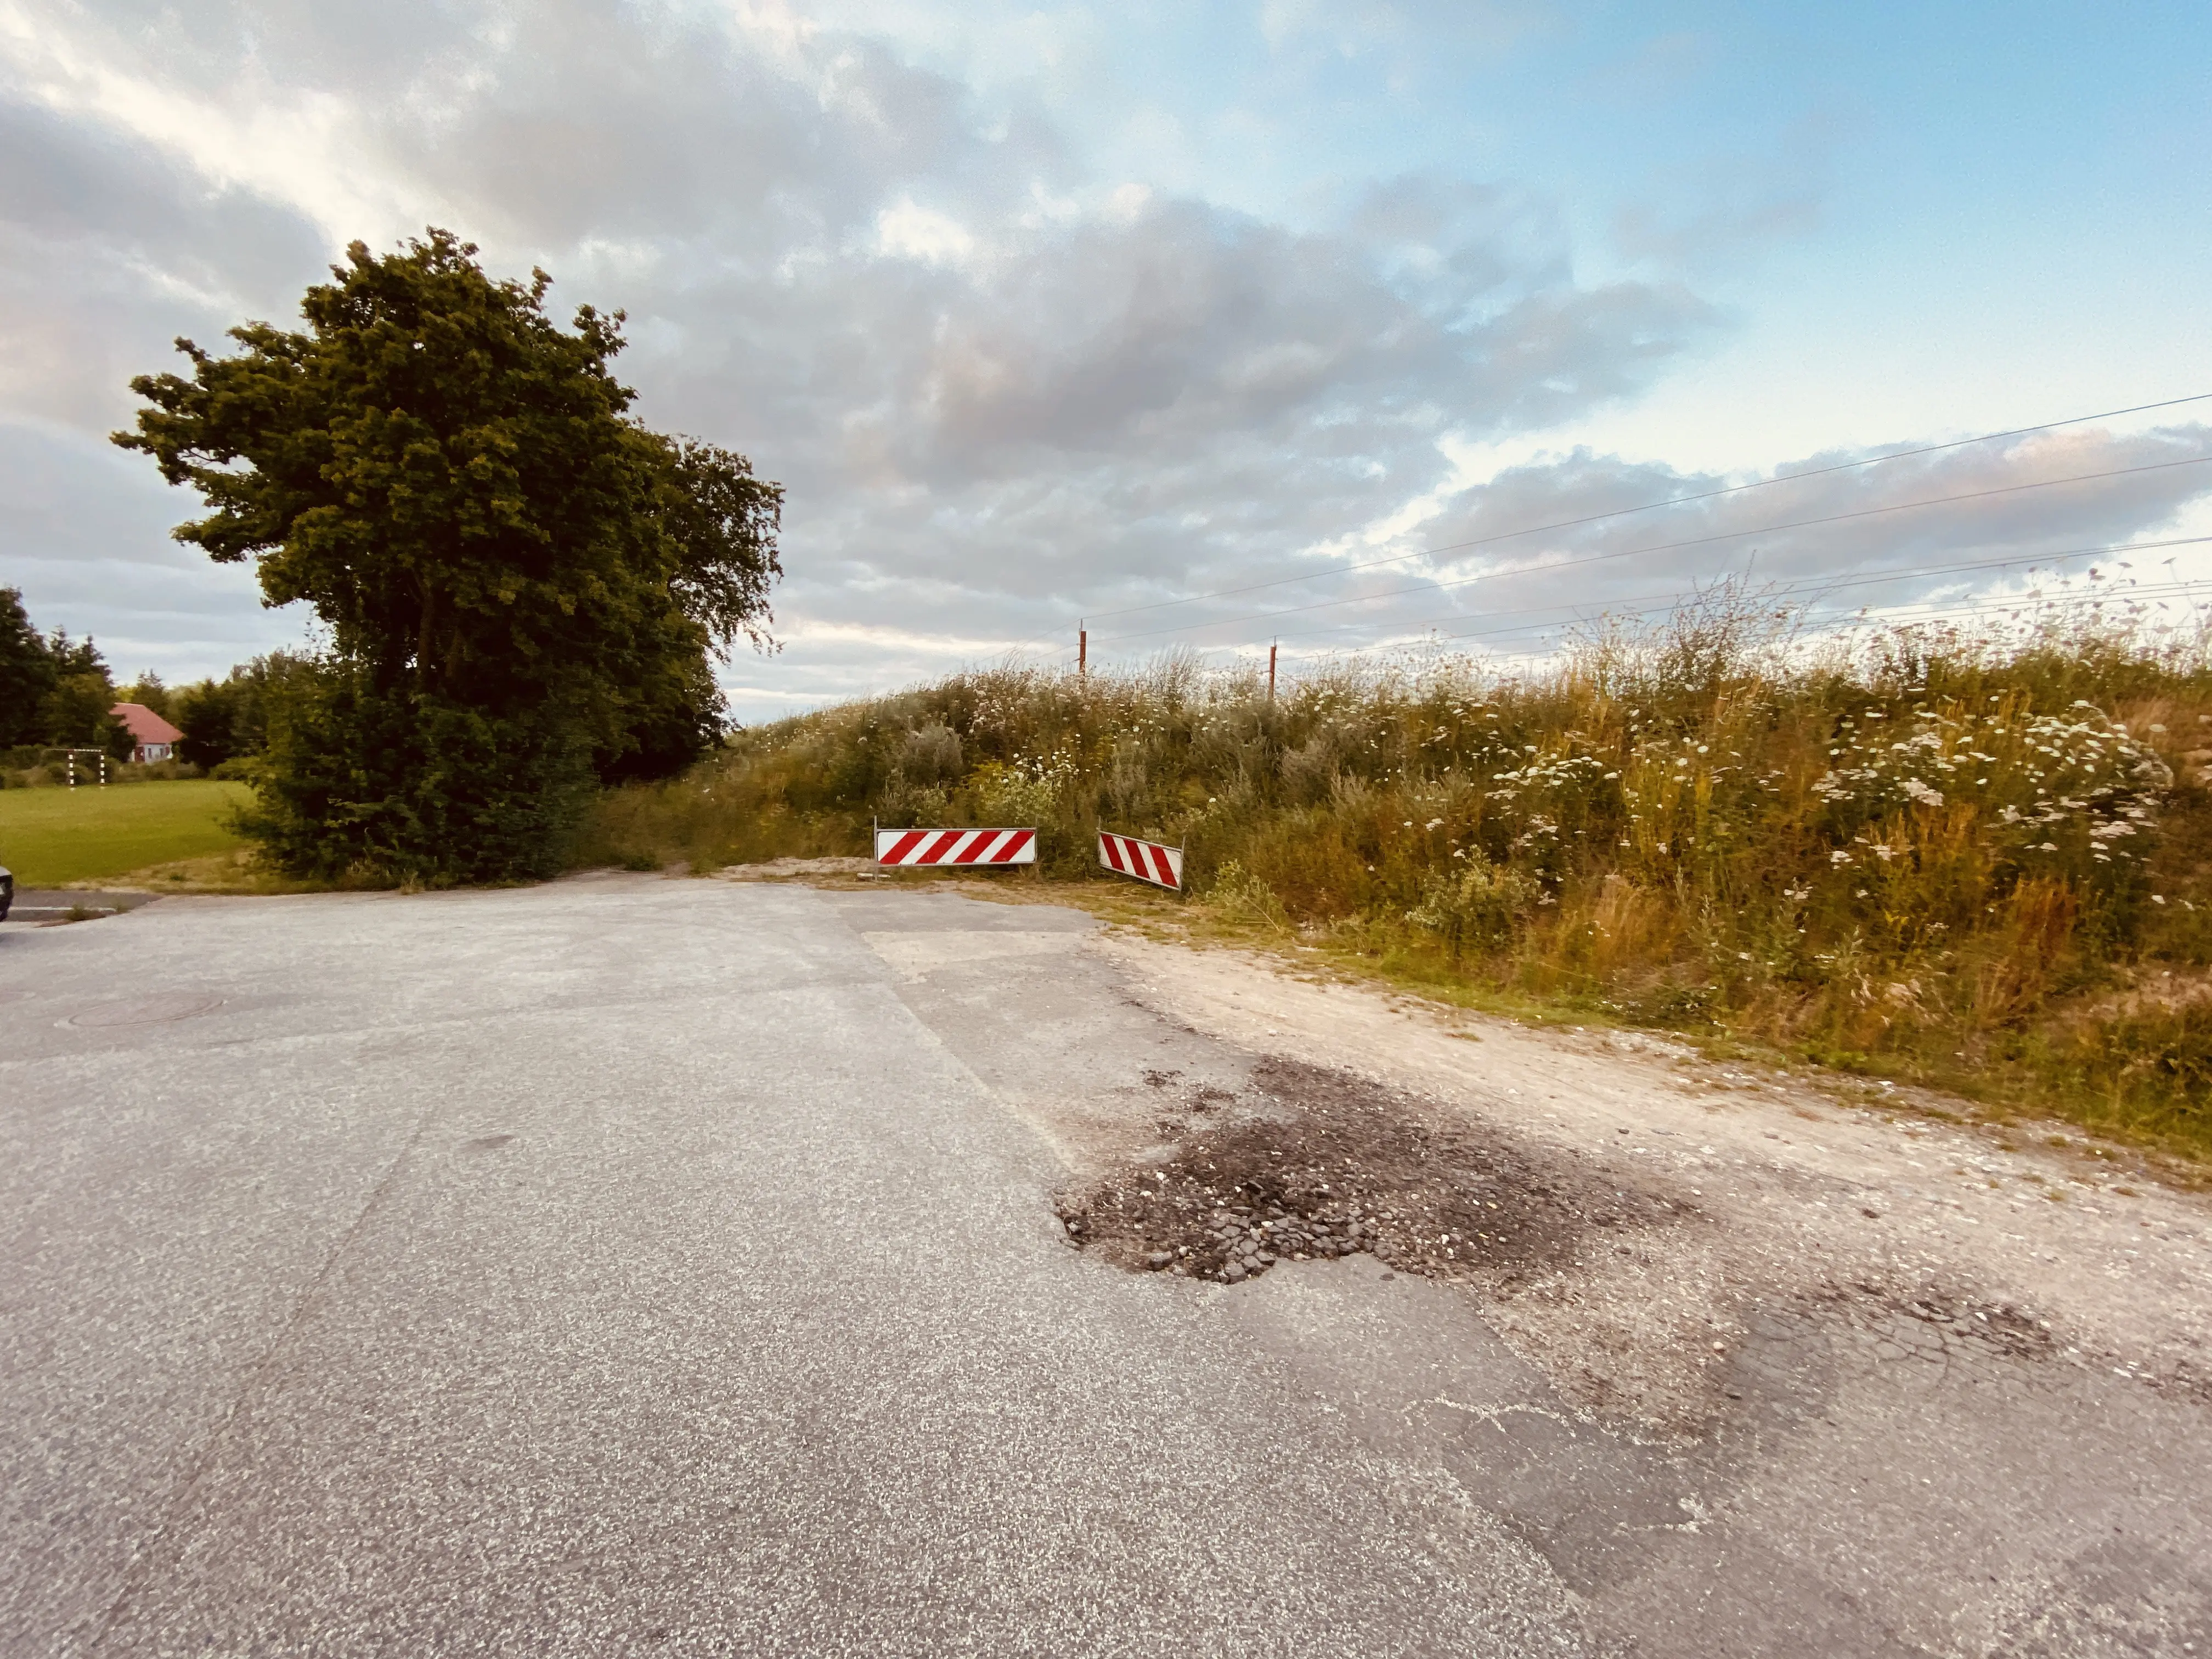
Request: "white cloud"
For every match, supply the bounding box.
[1103,181,1149,221]
[872,196,978,264]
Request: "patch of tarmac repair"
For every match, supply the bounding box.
[1056,1057,1691,1287]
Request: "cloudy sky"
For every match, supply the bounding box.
[3,1,2209,718]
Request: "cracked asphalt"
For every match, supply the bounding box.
[3,873,2208,1656]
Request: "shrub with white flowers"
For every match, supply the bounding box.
[1812,702,2170,885]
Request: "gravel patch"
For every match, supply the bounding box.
[1056,1057,1694,1287]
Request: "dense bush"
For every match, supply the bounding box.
[233,664,597,884]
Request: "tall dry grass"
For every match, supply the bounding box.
[575,594,2212,1154]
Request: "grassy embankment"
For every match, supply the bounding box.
[586,603,2212,1158]
[0,779,255,885]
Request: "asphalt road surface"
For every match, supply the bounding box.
[3,876,2207,1656]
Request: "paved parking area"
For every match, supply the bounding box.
[3,874,2207,1656]
[0,879,1583,1656]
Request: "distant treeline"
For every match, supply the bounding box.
[1,585,300,776]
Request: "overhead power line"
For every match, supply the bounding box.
[1088,453,2212,646]
[1070,391,2212,627]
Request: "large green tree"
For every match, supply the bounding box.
[115,230,781,881]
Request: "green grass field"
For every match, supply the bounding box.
[0,780,253,886]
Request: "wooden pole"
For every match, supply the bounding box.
[1079,624,1087,676]
[1268,641,1278,703]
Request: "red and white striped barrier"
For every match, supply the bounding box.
[874,827,1037,867]
[1098,832,1183,891]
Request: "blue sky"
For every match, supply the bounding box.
[2,1,2208,718]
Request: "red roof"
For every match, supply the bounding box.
[110,703,184,744]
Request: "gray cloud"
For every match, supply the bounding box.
[1426,427,2212,591]
[0,420,308,678]
[1096,424,2212,663]
[0,96,328,427]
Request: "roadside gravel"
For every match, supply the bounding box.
[1086,930,2212,1431]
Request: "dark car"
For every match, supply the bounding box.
[0,864,11,922]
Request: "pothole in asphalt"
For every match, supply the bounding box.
[1056,1057,1695,1286]
[66,994,224,1028]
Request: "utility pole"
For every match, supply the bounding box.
[1268,640,1278,703]
[1079,622,1087,677]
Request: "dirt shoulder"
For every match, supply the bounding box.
[1086,926,2212,1430]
